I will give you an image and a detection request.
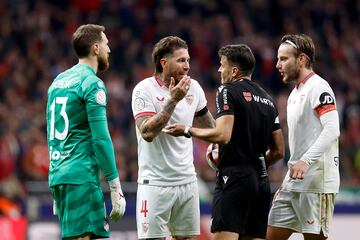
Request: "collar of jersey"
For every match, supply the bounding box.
[154,75,165,87]
[77,63,96,75]
[296,71,315,88]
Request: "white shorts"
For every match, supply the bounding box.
[136,182,200,239]
[268,189,335,237]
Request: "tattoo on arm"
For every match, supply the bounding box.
[193,111,215,128]
[136,99,178,140]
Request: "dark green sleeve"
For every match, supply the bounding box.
[89,120,118,181]
[82,75,119,181]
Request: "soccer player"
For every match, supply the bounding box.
[131,36,215,240]
[266,34,340,240]
[46,24,126,240]
[165,44,285,240]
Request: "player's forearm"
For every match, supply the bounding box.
[190,127,230,144]
[266,149,284,166]
[193,111,215,128]
[139,99,178,142]
[93,137,118,181]
[266,129,285,166]
[301,111,340,165]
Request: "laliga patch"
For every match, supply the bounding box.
[134,97,145,111]
[95,89,106,105]
[97,81,104,88]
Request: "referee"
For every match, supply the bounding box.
[164,44,285,240]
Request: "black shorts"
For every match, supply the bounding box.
[211,165,271,238]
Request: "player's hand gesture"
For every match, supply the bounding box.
[163,124,186,137]
[169,76,191,102]
[289,160,309,180]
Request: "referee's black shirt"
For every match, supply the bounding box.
[215,79,280,171]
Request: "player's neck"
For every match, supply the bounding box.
[232,75,251,83]
[156,74,170,87]
[296,68,314,86]
[79,58,98,73]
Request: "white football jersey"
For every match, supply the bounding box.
[282,73,340,193]
[131,76,207,186]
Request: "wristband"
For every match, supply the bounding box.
[183,126,192,138]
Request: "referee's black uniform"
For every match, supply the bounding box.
[211,78,280,238]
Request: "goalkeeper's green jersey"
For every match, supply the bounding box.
[47,63,118,187]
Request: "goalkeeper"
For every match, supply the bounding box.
[165,44,284,240]
[46,24,125,239]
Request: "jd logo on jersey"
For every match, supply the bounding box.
[319,92,334,105]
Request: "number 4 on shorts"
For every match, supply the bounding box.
[140,200,148,217]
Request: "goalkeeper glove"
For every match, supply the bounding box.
[108,177,126,221]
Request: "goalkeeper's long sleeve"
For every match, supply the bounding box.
[82,76,119,182]
[89,119,118,181]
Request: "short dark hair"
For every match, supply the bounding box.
[281,34,315,67]
[218,44,256,76]
[72,24,105,58]
[152,36,188,74]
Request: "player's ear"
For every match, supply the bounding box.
[232,67,240,78]
[92,43,100,55]
[298,53,307,66]
[160,58,167,69]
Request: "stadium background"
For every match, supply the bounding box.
[0,0,359,239]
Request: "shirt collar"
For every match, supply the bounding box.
[296,71,315,88]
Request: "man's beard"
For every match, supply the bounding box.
[284,65,300,84]
[164,72,180,85]
[98,55,109,72]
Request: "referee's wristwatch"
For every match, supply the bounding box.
[183,126,192,138]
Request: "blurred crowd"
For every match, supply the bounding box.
[0,0,359,217]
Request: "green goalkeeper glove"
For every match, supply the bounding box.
[108,177,126,221]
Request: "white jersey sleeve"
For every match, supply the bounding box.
[193,80,207,113]
[302,81,340,165]
[132,80,156,119]
[308,81,337,116]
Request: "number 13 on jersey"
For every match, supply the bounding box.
[49,97,69,141]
